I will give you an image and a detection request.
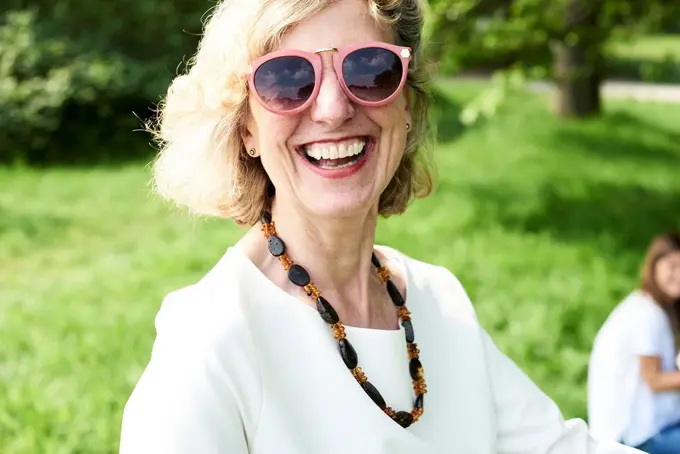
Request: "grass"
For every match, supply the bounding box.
[606,33,680,83]
[608,33,680,62]
[1,81,680,452]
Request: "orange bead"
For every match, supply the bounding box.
[331,322,346,340]
[351,367,368,384]
[407,343,420,359]
[304,283,321,299]
[377,266,391,283]
[397,306,411,320]
[279,255,293,270]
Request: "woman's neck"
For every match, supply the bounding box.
[239,198,398,328]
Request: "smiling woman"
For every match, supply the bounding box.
[119,1,640,453]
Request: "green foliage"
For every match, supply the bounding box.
[0,1,206,164]
[2,81,679,452]
[425,0,680,78]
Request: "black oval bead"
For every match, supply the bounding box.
[371,252,381,268]
[409,357,424,380]
[361,381,386,410]
[415,394,424,410]
[267,235,285,257]
[394,411,414,428]
[316,296,339,325]
[288,264,310,287]
[386,280,405,306]
[261,211,272,225]
[338,338,358,369]
[402,319,415,343]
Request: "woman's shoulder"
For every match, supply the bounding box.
[151,247,255,352]
[375,245,479,324]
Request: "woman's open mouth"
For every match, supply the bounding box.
[297,137,371,170]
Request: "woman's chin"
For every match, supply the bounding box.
[298,193,377,220]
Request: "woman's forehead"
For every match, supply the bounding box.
[276,0,392,52]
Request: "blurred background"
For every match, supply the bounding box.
[1,0,679,452]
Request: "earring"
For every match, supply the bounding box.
[247,148,257,157]
[406,122,411,131]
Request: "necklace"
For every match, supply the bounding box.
[260,212,426,428]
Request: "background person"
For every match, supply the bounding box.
[589,231,680,453]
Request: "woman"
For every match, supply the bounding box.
[119,0,637,452]
[588,232,680,453]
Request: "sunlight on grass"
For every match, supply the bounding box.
[608,33,680,61]
[1,80,679,452]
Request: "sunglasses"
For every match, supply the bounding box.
[247,41,412,115]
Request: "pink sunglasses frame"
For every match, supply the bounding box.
[247,41,412,116]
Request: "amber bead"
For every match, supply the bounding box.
[397,306,411,320]
[402,319,415,343]
[394,411,414,428]
[407,343,420,359]
[352,367,367,384]
[413,378,427,395]
[361,381,387,410]
[304,283,320,299]
[338,338,358,369]
[316,296,339,324]
[415,394,424,410]
[267,235,285,257]
[279,255,293,270]
[262,223,276,237]
[386,280,405,306]
[288,264,310,287]
[331,323,346,340]
[409,358,424,380]
[377,267,391,283]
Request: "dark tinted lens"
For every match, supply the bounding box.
[254,56,315,111]
[342,48,403,102]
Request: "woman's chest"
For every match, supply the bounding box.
[246,310,498,454]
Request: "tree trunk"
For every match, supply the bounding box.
[552,0,603,118]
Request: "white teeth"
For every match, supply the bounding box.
[304,139,366,161]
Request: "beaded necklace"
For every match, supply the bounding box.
[260,211,426,428]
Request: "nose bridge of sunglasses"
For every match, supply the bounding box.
[313,47,338,55]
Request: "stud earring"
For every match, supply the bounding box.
[247,148,257,157]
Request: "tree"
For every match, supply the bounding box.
[426,0,680,118]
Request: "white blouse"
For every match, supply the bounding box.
[120,245,639,454]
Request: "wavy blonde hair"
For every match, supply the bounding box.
[150,0,434,226]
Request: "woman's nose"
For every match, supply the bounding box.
[309,57,355,128]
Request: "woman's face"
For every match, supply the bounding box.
[655,251,680,300]
[242,0,411,219]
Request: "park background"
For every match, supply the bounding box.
[1,0,679,452]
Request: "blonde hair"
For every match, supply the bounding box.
[150,0,434,225]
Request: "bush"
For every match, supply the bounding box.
[0,1,205,165]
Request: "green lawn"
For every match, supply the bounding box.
[1,81,680,453]
[608,33,680,61]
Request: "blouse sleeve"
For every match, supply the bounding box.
[482,329,641,454]
[119,291,253,454]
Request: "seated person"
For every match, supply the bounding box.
[588,231,680,453]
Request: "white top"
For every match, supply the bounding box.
[588,290,680,446]
[120,245,638,454]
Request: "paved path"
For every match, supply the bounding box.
[528,80,680,103]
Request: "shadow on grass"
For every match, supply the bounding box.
[552,111,680,167]
[606,57,680,84]
[470,181,680,256]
